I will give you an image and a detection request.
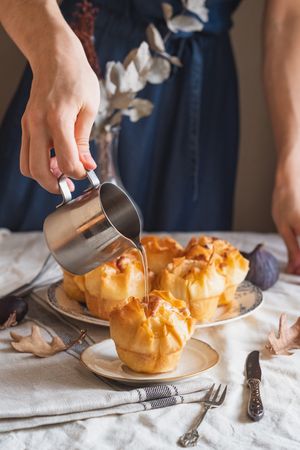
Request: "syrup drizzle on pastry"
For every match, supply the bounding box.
[135,242,150,302]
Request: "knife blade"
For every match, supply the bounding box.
[246,350,264,421]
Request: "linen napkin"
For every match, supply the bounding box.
[0,289,212,432]
[0,230,61,298]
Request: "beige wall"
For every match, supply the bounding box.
[231,0,276,232]
[0,0,276,232]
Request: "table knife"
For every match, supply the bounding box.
[246,350,264,421]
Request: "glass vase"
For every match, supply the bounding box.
[95,126,144,226]
[95,126,125,188]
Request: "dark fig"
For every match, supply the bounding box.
[0,296,28,329]
[241,244,279,290]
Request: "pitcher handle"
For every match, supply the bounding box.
[57,170,100,208]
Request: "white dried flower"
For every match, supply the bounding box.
[184,0,209,23]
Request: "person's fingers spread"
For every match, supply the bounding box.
[20,114,31,177]
[75,109,97,170]
[51,118,86,179]
[28,129,60,193]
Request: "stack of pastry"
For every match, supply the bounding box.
[158,257,226,322]
[62,234,249,374]
[141,236,183,275]
[63,249,152,320]
[184,236,249,306]
[157,235,249,322]
[62,235,248,323]
[110,290,195,373]
[84,250,149,320]
[63,270,86,303]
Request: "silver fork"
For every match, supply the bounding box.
[178,384,227,447]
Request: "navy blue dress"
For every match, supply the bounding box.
[0,0,241,231]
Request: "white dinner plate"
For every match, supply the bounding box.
[47,280,263,328]
[80,338,219,384]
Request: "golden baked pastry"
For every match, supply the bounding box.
[158,257,226,322]
[110,290,195,373]
[84,251,150,320]
[62,270,86,304]
[141,236,183,275]
[185,236,249,305]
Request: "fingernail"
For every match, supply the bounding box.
[67,179,75,192]
[81,153,97,169]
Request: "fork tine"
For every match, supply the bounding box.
[211,384,222,402]
[217,385,227,406]
[204,383,215,401]
[204,384,227,406]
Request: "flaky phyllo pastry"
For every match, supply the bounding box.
[63,270,86,304]
[83,250,151,320]
[141,236,183,274]
[109,290,195,373]
[158,257,226,322]
[185,236,249,305]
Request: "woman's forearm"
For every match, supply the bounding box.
[0,0,83,70]
[263,0,300,176]
[0,0,100,193]
[263,0,300,271]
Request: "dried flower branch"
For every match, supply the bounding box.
[73,0,209,136]
[10,325,87,358]
[162,1,207,33]
[266,314,300,356]
[184,0,209,22]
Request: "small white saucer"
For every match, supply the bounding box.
[80,338,219,385]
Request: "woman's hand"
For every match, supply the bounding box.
[272,164,300,274]
[0,0,100,193]
[263,0,300,273]
[20,35,100,193]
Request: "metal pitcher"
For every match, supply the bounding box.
[43,170,141,275]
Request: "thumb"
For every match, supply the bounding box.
[75,110,97,170]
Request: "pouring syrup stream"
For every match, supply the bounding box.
[134,241,149,302]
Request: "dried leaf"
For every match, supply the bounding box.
[266,314,300,356]
[10,325,87,358]
[109,62,128,93]
[123,48,137,70]
[106,111,123,130]
[162,2,174,21]
[185,0,209,22]
[110,92,135,110]
[167,54,183,67]
[124,60,147,92]
[104,63,117,96]
[105,45,151,97]
[123,98,154,122]
[146,57,171,84]
[146,24,165,53]
[123,41,152,76]
[167,14,204,33]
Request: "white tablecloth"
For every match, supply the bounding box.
[0,231,300,450]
